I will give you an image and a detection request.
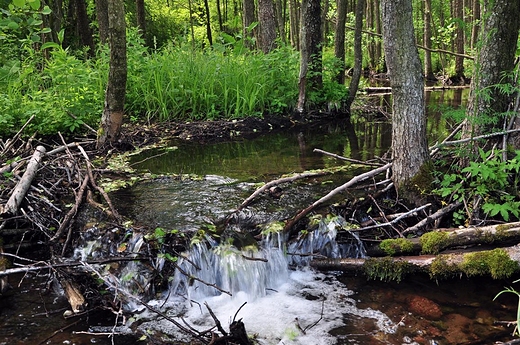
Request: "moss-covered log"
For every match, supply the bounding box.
[367,222,520,257]
[311,246,520,281]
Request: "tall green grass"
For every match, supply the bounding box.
[0,29,344,138]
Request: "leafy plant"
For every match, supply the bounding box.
[434,148,520,224]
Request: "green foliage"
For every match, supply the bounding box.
[433,149,520,224]
[379,238,414,256]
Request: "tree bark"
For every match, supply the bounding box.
[257,0,277,53]
[462,0,520,141]
[381,0,430,194]
[97,0,127,148]
[96,0,109,44]
[368,222,520,257]
[423,0,435,80]
[296,0,322,112]
[203,0,213,46]
[345,0,364,113]
[136,0,146,39]
[452,0,465,81]
[333,0,347,85]
[242,0,257,49]
[288,0,299,49]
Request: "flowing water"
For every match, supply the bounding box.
[4,89,519,344]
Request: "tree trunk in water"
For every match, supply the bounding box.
[296,0,322,113]
[96,0,109,44]
[97,0,127,148]
[462,0,520,142]
[257,0,277,53]
[242,0,257,49]
[333,0,347,85]
[381,0,430,195]
[136,0,146,39]
[345,0,364,113]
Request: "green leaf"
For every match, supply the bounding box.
[41,5,51,14]
[12,0,26,8]
[27,0,40,10]
[41,41,59,50]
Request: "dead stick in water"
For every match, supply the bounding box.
[284,163,392,235]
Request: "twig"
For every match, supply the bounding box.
[313,148,384,167]
[77,145,121,221]
[284,163,392,234]
[351,204,431,233]
[233,302,247,323]
[204,302,228,337]
[430,128,520,149]
[174,263,232,296]
[235,170,331,212]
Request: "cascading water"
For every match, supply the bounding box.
[129,215,398,344]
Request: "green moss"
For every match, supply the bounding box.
[461,248,519,279]
[409,161,435,194]
[420,231,450,254]
[429,255,460,280]
[363,257,411,282]
[379,238,414,256]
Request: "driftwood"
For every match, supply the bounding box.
[310,244,520,277]
[1,145,46,216]
[60,277,86,313]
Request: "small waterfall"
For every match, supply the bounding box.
[170,235,290,301]
[169,215,365,301]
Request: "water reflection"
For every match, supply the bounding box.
[130,88,468,179]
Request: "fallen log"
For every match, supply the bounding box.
[311,244,520,281]
[366,222,520,257]
[0,145,46,216]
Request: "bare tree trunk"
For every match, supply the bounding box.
[462,0,520,141]
[96,0,109,44]
[470,0,480,50]
[274,0,286,43]
[258,0,277,53]
[381,0,430,195]
[288,0,300,49]
[97,0,127,148]
[296,0,322,112]
[136,0,146,39]
[333,0,347,85]
[453,0,465,81]
[345,0,364,113]
[242,0,257,49]
[203,0,213,46]
[423,0,435,80]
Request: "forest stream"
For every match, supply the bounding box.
[2,89,520,345]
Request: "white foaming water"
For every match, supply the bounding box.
[135,217,397,344]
